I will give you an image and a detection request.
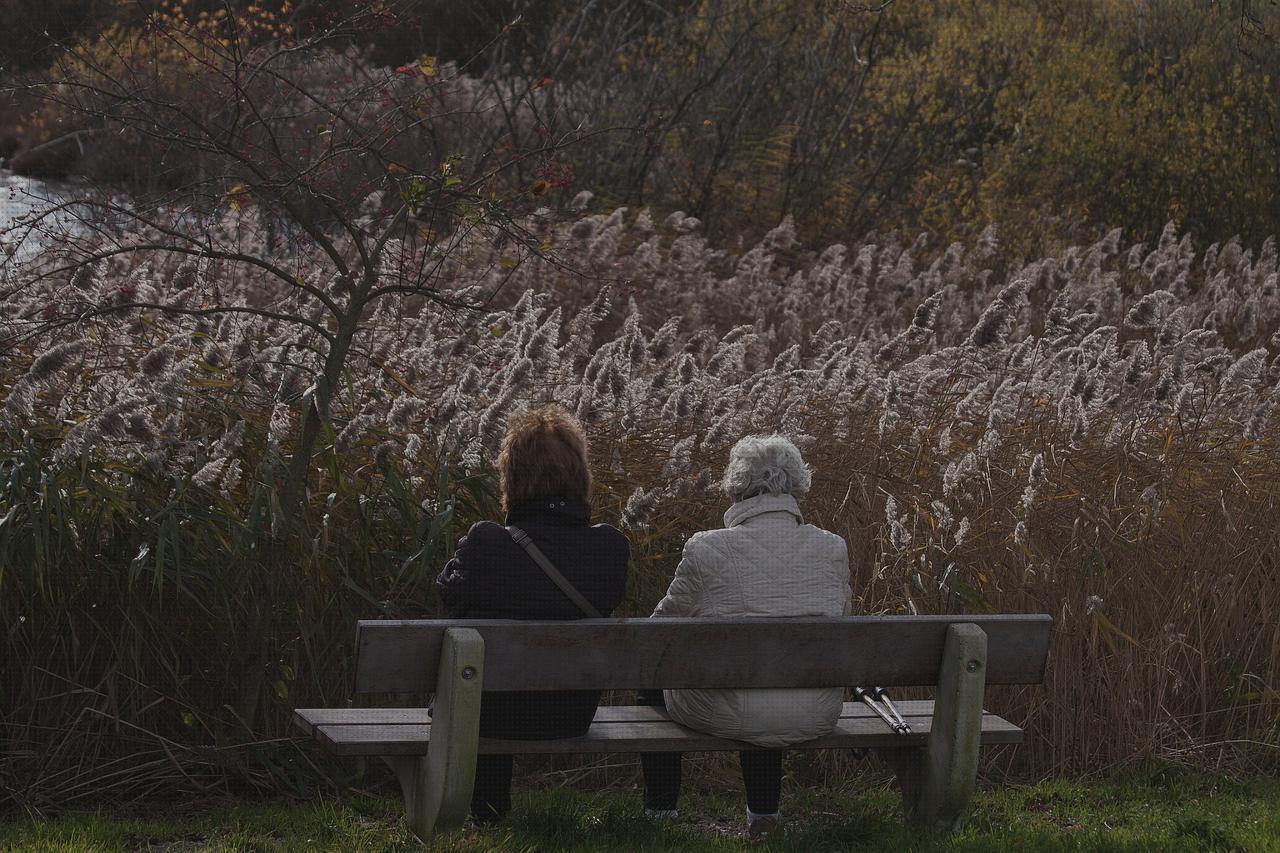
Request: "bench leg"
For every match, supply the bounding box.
[382,755,423,823]
[877,622,987,833]
[383,627,485,842]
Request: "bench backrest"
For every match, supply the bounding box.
[353,615,1052,694]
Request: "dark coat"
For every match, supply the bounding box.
[435,496,629,738]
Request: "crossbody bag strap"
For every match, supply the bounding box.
[506,525,602,618]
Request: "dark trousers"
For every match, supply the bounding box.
[468,690,600,824]
[637,691,783,815]
[471,754,515,824]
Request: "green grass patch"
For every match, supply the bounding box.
[3,768,1278,851]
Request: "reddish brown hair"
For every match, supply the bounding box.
[497,405,592,513]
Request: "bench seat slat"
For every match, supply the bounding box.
[294,700,950,734]
[300,705,1023,756]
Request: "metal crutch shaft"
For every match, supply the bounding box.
[872,686,912,734]
[852,686,901,734]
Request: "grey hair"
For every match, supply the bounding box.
[720,434,812,502]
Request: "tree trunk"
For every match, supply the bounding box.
[236,313,359,732]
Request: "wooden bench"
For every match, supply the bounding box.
[295,615,1052,841]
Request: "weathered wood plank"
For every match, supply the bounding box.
[594,700,950,723]
[294,699,962,733]
[294,708,429,733]
[353,615,1053,694]
[311,713,1023,756]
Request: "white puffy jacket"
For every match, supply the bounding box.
[652,493,851,748]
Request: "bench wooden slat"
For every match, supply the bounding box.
[294,700,953,735]
[353,616,1052,694]
[599,699,944,723]
[309,712,1023,756]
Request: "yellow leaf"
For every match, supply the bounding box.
[419,55,437,76]
[374,360,415,395]
[1092,611,1136,657]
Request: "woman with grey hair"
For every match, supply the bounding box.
[639,434,851,839]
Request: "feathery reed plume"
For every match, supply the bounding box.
[968,279,1029,348]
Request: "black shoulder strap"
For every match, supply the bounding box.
[506,525,602,618]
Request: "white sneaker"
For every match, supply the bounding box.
[644,808,679,819]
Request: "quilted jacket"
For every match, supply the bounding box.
[652,492,851,748]
[436,496,628,738]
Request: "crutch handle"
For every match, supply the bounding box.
[853,686,902,733]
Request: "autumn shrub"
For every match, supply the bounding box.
[3,194,1279,806]
[564,0,1280,252]
[7,2,570,212]
[11,4,292,184]
[10,1,1279,252]
[966,2,1280,254]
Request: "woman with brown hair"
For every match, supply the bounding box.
[435,405,629,825]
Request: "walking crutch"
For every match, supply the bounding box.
[872,686,912,734]
[852,686,904,734]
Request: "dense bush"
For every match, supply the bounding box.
[6,3,566,209]
[8,1,1279,250]
[556,0,1280,250]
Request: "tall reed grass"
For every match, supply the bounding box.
[2,203,1278,810]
